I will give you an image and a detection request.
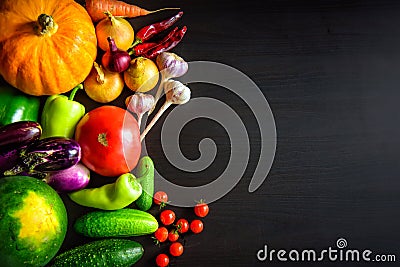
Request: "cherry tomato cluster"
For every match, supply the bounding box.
[153,191,209,267]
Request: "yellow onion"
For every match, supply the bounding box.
[83,62,124,103]
[124,57,159,93]
[95,11,134,51]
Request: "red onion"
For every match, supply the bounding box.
[101,36,131,73]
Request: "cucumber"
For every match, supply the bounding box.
[74,208,158,238]
[50,239,143,267]
[135,156,154,211]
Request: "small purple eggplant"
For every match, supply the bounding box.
[44,163,90,193]
[3,137,81,176]
[0,121,41,150]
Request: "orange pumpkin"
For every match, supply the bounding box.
[0,0,97,96]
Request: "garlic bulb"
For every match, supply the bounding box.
[125,93,155,128]
[164,80,191,105]
[156,52,189,79]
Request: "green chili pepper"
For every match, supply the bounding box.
[68,173,143,210]
[41,84,85,139]
[0,80,40,126]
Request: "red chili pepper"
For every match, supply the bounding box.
[129,42,156,56]
[131,11,183,47]
[130,27,179,56]
[143,26,187,59]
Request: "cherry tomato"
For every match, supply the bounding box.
[169,242,184,257]
[154,191,168,207]
[194,202,209,218]
[155,253,169,267]
[160,210,175,226]
[74,106,141,177]
[168,230,179,242]
[176,218,189,234]
[190,219,204,234]
[154,227,168,243]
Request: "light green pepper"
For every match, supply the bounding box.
[41,84,85,139]
[69,173,142,210]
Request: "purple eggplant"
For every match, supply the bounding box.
[3,137,81,176]
[44,163,90,192]
[0,149,22,175]
[0,121,41,151]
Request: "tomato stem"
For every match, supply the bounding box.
[97,133,108,147]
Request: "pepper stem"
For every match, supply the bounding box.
[69,84,83,101]
[129,39,142,49]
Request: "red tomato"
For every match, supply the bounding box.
[155,253,169,267]
[160,210,175,226]
[74,106,141,177]
[194,202,209,218]
[190,219,204,234]
[169,242,184,257]
[176,218,189,234]
[154,191,168,207]
[168,230,179,242]
[154,227,168,243]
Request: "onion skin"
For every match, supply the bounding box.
[84,63,124,103]
[95,12,135,51]
[45,163,90,193]
[124,57,159,92]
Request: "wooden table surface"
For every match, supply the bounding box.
[53,0,400,266]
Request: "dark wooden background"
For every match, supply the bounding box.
[65,0,400,266]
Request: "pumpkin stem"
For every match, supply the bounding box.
[36,14,58,36]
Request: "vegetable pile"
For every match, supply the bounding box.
[0,0,211,266]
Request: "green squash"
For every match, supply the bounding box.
[0,176,68,267]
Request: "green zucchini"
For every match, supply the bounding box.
[135,156,154,211]
[74,208,158,238]
[50,239,143,267]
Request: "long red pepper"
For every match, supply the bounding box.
[131,11,183,47]
[129,42,157,56]
[143,26,187,59]
[130,27,179,56]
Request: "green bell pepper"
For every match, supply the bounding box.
[0,81,40,126]
[41,84,85,139]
